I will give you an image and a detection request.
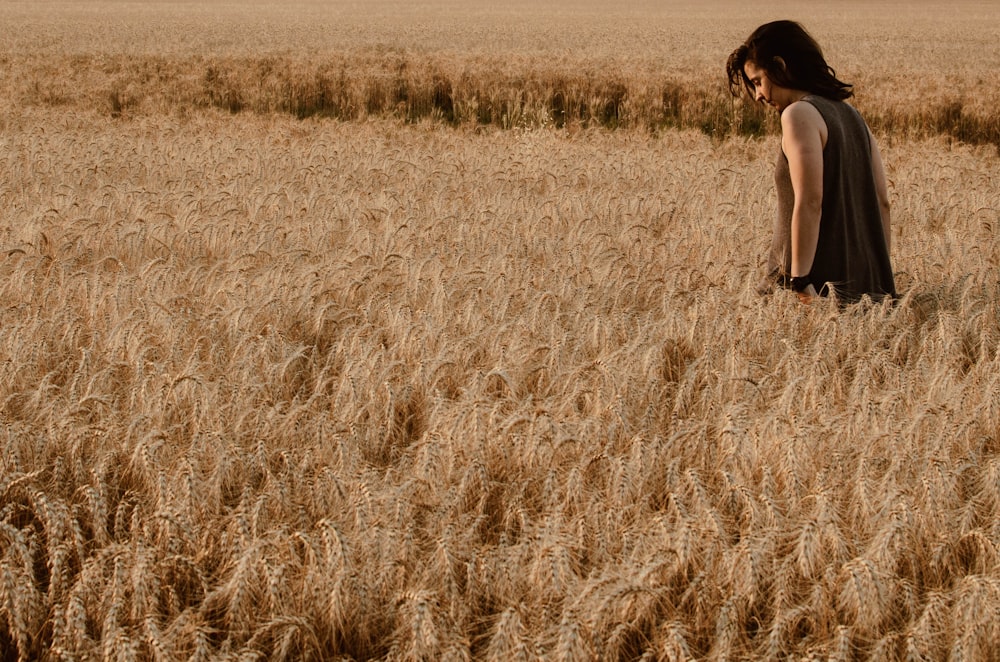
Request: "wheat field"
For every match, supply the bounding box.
[2,2,1000,660]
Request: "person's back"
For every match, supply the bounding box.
[774,96,896,302]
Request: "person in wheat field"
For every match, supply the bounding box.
[727,20,896,303]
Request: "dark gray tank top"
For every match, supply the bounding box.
[772,95,896,302]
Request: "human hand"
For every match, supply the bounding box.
[795,283,818,304]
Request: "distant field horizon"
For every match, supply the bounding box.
[2,0,998,144]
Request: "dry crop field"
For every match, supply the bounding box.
[1,1,1000,660]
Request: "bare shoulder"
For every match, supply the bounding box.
[781,99,827,148]
[781,99,824,128]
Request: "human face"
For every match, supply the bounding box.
[743,61,800,112]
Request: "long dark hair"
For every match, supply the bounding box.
[726,21,853,101]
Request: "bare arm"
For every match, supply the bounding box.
[868,129,891,253]
[781,101,826,278]
[781,101,826,299]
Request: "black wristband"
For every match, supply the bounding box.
[789,275,812,293]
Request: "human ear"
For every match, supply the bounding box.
[773,56,788,71]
